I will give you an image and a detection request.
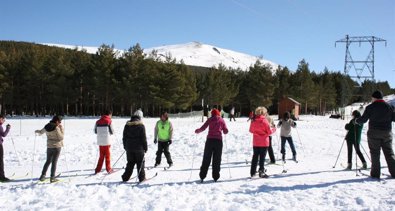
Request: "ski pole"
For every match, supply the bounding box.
[360,143,371,162]
[188,134,197,181]
[10,136,21,165]
[332,139,346,168]
[354,124,359,176]
[295,127,305,156]
[224,134,232,178]
[100,150,126,183]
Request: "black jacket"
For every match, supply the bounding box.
[356,100,395,131]
[122,119,147,152]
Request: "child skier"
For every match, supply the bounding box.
[94,109,115,174]
[249,107,274,178]
[195,108,228,182]
[154,112,173,168]
[35,115,64,183]
[344,110,367,169]
[277,112,297,162]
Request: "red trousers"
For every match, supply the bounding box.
[95,145,111,173]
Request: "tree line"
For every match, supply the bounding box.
[0,41,393,117]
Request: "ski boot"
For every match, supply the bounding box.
[39,175,46,182]
[346,163,352,170]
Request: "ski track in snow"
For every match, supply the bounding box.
[1,116,394,210]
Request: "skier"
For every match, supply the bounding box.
[277,111,297,162]
[35,115,64,183]
[94,109,115,174]
[249,107,274,178]
[344,110,367,170]
[0,115,11,182]
[154,112,173,168]
[265,114,277,164]
[121,115,147,182]
[356,90,395,178]
[195,108,228,182]
[229,106,236,121]
[247,110,254,122]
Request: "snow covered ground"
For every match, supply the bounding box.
[0,115,394,210]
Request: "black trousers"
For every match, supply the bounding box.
[346,141,366,164]
[199,138,223,180]
[122,150,145,182]
[250,147,268,176]
[367,129,395,178]
[41,147,61,178]
[0,144,5,178]
[155,141,173,165]
[268,136,275,162]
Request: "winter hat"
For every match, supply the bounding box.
[371,90,383,99]
[51,115,63,123]
[130,115,141,121]
[211,109,220,116]
[352,110,361,118]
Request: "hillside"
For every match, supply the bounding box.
[43,41,278,71]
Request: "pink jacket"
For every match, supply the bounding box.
[249,115,274,147]
[195,116,228,140]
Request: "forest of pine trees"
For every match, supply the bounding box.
[0,41,393,117]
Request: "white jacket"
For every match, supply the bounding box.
[94,124,114,146]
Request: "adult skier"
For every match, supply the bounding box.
[195,108,228,182]
[356,90,395,178]
[121,115,147,182]
[0,115,11,182]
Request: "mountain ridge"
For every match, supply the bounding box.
[43,41,278,71]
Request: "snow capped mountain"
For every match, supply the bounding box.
[144,41,278,71]
[42,42,278,71]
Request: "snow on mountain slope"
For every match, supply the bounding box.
[144,41,278,71]
[42,42,278,71]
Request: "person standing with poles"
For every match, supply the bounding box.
[277,111,297,162]
[195,108,228,182]
[266,114,277,164]
[94,109,115,174]
[121,115,147,182]
[229,106,236,122]
[356,90,395,178]
[153,112,173,168]
[249,107,273,178]
[344,110,367,170]
[0,115,11,182]
[35,115,64,183]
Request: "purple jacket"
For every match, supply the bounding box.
[0,123,10,144]
[195,116,228,140]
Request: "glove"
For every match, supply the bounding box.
[195,129,200,134]
[154,139,157,144]
[6,124,11,129]
[168,140,172,145]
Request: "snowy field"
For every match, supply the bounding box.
[0,115,394,211]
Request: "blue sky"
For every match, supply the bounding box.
[1,0,395,87]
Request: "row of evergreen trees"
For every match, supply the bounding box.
[0,41,392,117]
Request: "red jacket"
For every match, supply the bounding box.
[195,116,228,140]
[249,115,274,147]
